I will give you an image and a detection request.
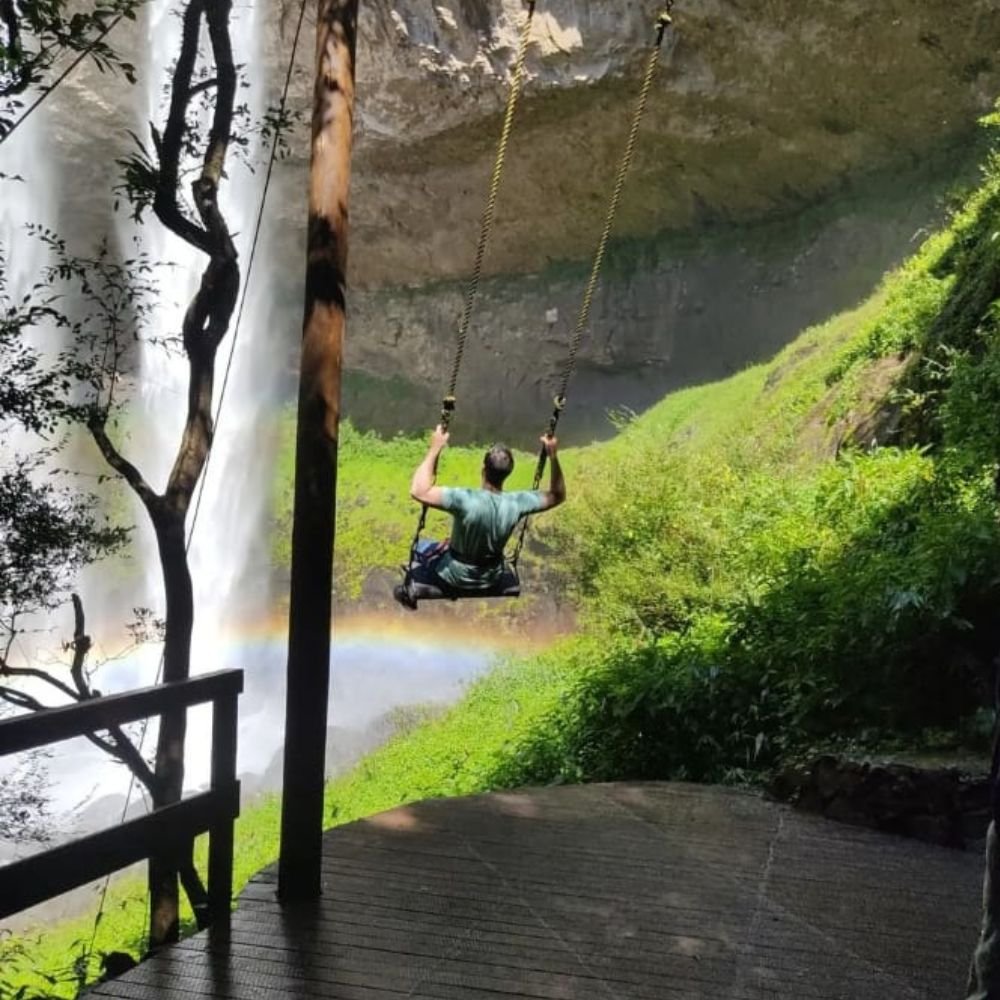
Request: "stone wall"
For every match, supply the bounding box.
[770,754,992,849]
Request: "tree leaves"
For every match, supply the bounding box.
[1,0,147,138]
[0,748,52,842]
[0,459,129,615]
[0,233,143,627]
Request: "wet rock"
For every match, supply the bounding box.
[49,0,1000,289]
[768,754,991,848]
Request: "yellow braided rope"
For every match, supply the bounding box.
[510,9,673,569]
[412,1,537,553]
[555,9,672,410]
[442,0,537,426]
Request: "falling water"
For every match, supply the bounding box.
[109,1,496,796]
[123,0,272,625]
[0,63,86,851]
[2,0,502,854]
[105,0,296,792]
[0,127,55,292]
[0,77,60,662]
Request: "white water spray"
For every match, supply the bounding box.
[112,0,291,790]
[0,82,60,666]
[1,6,503,852]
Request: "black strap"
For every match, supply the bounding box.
[448,549,504,570]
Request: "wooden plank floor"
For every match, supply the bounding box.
[88,783,983,999]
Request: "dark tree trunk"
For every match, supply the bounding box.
[87,0,239,951]
[278,0,358,901]
[148,507,192,944]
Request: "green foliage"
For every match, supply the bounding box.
[829,149,1000,403]
[731,451,1000,732]
[0,0,143,139]
[0,460,129,615]
[941,335,1000,464]
[826,246,954,381]
[0,751,50,842]
[0,241,132,625]
[325,652,577,822]
[486,620,780,787]
[328,146,1000,802]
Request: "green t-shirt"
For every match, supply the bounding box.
[436,488,545,589]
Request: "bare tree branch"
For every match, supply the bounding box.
[186,76,217,99]
[69,592,91,696]
[0,663,157,795]
[163,0,239,509]
[89,420,158,510]
[38,0,241,947]
[153,0,211,253]
[0,663,79,701]
[1,611,17,663]
[0,689,158,813]
[72,595,161,795]
[200,1,236,192]
[0,683,45,711]
[99,727,159,794]
[0,593,162,797]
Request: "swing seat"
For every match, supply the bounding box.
[395,563,521,607]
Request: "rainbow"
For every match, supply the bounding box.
[215,607,552,658]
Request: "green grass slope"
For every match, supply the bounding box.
[326,146,1000,811]
[9,142,1000,996]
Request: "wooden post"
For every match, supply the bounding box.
[278,0,358,901]
[208,686,240,925]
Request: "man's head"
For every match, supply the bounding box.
[482,444,514,489]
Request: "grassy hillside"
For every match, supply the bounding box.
[322,148,1000,807]
[8,144,1000,995]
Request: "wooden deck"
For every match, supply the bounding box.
[88,783,983,999]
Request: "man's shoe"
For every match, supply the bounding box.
[393,583,418,611]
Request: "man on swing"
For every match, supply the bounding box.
[394,425,566,608]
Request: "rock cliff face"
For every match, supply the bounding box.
[341,151,973,442]
[275,0,1000,437]
[334,0,1000,286]
[39,0,1000,434]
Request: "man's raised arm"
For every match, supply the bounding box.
[410,425,450,509]
[538,434,566,511]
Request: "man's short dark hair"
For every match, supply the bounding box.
[484,444,514,488]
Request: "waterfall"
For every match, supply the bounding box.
[0,122,55,293]
[0,83,60,668]
[111,0,279,790]
[2,4,500,835]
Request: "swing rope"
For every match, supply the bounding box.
[408,0,537,567]
[509,7,673,570]
[441,0,537,431]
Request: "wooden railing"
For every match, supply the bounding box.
[0,669,243,924]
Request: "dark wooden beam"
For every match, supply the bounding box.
[0,670,243,756]
[278,0,358,902]
[0,786,239,919]
[208,686,240,923]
